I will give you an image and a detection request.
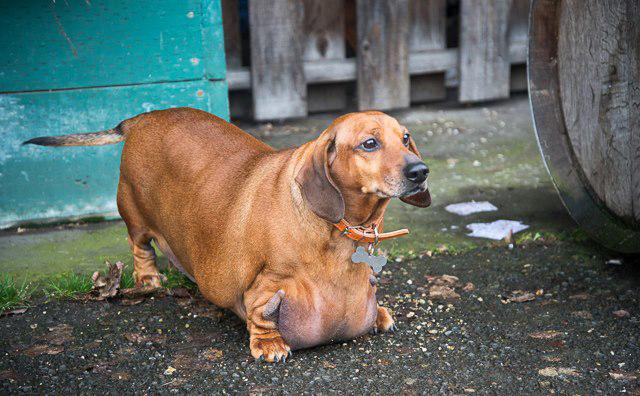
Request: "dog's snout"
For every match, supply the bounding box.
[403,162,429,184]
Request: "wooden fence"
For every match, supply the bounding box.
[223,0,529,120]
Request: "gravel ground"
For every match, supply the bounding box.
[1,240,639,395]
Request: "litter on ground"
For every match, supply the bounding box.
[445,201,498,216]
[465,220,529,240]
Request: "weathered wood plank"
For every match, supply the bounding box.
[409,0,446,51]
[303,0,348,112]
[226,45,530,90]
[558,0,639,225]
[630,0,640,222]
[0,80,228,227]
[409,0,447,103]
[0,0,226,91]
[459,0,511,102]
[508,0,529,91]
[356,0,410,110]
[508,0,530,45]
[221,0,242,68]
[249,0,306,120]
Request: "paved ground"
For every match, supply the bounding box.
[1,96,639,394]
[1,240,639,394]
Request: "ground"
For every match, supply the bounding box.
[1,96,639,394]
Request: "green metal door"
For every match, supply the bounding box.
[0,0,229,228]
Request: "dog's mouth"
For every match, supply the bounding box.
[400,182,428,198]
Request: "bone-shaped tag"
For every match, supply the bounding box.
[351,246,388,273]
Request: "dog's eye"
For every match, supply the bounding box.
[403,133,410,146]
[360,138,379,152]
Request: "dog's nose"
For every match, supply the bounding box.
[403,162,429,184]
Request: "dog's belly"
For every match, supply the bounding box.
[153,236,195,282]
[278,283,378,350]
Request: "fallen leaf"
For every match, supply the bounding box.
[201,348,223,361]
[426,274,459,286]
[112,371,132,381]
[0,369,18,381]
[0,308,27,317]
[164,366,176,375]
[92,260,125,299]
[323,361,336,369]
[428,285,460,301]
[505,291,536,303]
[44,324,74,345]
[613,309,630,318]
[609,371,637,381]
[171,287,192,299]
[538,367,579,377]
[529,331,563,340]
[23,344,64,357]
[462,282,475,292]
[571,310,593,320]
[124,332,167,344]
[569,293,589,300]
[119,297,145,306]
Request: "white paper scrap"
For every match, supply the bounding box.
[445,201,498,216]
[466,220,529,240]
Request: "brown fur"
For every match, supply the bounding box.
[25,108,430,362]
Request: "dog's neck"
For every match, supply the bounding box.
[341,188,390,226]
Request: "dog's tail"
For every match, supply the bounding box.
[23,124,126,147]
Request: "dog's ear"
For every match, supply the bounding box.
[400,136,432,208]
[295,133,345,223]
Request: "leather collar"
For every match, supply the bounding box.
[334,218,409,244]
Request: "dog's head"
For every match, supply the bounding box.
[296,111,431,223]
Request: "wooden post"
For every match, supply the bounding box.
[221,0,242,68]
[409,0,447,103]
[508,0,529,92]
[249,0,307,120]
[356,0,410,110]
[303,0,349,113]
[459,0,511,102]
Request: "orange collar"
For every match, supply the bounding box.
[334,219,409,244]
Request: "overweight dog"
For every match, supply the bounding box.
[25,108,430,362]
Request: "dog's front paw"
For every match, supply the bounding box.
[371,306,397,334]
[250,332,292,363]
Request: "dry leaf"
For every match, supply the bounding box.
[201,348,224,361]
[23,344,64,357]
[609,371,637,381]
[1,308,27,317]
[164,366,176,375]
[613,309,630,318]
[529,330,563,340]
[92,260,125,299]
[506,291,536,303]
[429,285,460,300]
[569,293,589,300]
[119,297,145,306]
[571,310,593,320]
[538,367,579,377]
[462,282,475,292]
[44,324,74,345]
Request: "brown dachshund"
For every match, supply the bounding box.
[24,108,431,362]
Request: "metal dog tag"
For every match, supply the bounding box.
[351,246,388,273]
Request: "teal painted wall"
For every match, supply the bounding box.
[0,0,229,228]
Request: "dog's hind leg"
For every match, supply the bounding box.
[118,182,164,288]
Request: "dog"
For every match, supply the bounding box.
[24,108,431,362]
